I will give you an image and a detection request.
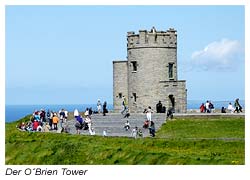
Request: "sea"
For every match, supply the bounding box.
[5,100,245,122]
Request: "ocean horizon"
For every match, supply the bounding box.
[5,100,245,122]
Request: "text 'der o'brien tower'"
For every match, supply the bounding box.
[113,27,187,113]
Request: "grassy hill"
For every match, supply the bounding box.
[5,115,244,165]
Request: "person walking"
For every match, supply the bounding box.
[234,98,242,113]
[123,107,130,118]
[205,101,210,113]
[149,121,156,137]
[121,96,128,114]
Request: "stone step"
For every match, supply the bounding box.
[66,113,167,137]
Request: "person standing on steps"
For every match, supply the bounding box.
[156,101,163,113]
[138,128,143,138]
[131,126,138,139]
[103,130,107,137]
[123,107,130,118]
[97,99,102,114]
[145,106,153,121]
[124,120,130,131]
[121,96,128,115]
[84,108,89,117]
[149,121,156,137]
[103,101,108,116]
[75,115,83,134]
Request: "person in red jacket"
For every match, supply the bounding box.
[33,120,39,131]
[200,103,205,113]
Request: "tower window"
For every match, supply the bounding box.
[131,61,137,71]
[118,93,122,98]
[132,93,137,102]
[169,63,174,79]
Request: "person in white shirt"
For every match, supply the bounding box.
[227,102,234,113]
[84,108,89,117]
[64,110,68,122]
[146,106,153,121]
[131,127,138,139]
[103,130,107,137]
[97,99,102,114]
[124,120,130,131]
[74,109,79,118]
[85,115,92,130]
[205,101,210,113]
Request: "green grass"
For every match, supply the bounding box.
[157,116,244,139]
[5,115,244,165]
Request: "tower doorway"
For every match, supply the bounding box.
[168,94,175,109]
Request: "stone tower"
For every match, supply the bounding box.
[113,27,187,113]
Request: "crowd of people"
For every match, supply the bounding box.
[73,108,95,135]
[124,119,155,139]
[199,101,215,113]
[16,97,243,138]
[123,105,156,138]
[199,98,243,113]
[72,99,109,135]
[120,97,164,138]
[16,99,110,132]
[16,108,70,133]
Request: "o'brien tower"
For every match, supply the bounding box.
[113,27,187,113]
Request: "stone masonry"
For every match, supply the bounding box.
[113,27,187,113]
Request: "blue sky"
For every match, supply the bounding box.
[5,5,245,105]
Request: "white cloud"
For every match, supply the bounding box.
[190,39,244,71]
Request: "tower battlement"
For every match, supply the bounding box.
[127,27,177,49]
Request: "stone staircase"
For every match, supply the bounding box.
[66,113,167,137]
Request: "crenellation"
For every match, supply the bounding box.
[127,28,177,49]
[127,31,135,35]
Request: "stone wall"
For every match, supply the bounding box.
[113,61,128,112]
[159,80,187,113]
